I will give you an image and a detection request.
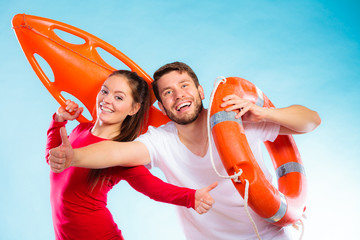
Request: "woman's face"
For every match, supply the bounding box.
[96,75,139,126]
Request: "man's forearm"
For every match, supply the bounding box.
[263,105,321,134]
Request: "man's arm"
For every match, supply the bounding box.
[261,104,321,135]
[48,127,151,173]
[221,94,321,135]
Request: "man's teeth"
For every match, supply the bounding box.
[177,102,191,111]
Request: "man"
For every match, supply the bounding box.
[49,62,321,239]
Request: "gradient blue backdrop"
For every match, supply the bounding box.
[1,0,359,239]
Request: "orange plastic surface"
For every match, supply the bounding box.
[210,77,306,226]
[12,13,169,128]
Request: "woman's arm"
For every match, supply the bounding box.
[46,100,83,165]
[48,127,151,173]
[120,166,217,214]
[45,115,67,164]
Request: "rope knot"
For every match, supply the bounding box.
[232,169,243,183]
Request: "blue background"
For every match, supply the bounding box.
[1,0,359,239]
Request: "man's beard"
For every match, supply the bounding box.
[163,94,203,125]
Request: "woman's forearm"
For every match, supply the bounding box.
[72,141,150,168]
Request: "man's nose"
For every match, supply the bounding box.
[174,89,185,100]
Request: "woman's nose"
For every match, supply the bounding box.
[102,93,112,103]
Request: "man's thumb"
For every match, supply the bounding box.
[60,127,70,146]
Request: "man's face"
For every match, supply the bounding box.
[156,71,204,125]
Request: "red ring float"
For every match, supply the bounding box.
[12,13,169,129]
[210,77,306,226]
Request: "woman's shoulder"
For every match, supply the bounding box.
[71,122,94,136]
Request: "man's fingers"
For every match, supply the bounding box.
[221,100,241,109]
[222,94,238,102]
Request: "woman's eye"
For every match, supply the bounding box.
[100,89,108,94]
[115,96,123,101]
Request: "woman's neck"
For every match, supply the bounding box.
[91,121,121,140]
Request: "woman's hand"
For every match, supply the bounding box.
[194,181,218,214]
[49,127,74,173]
[55,99,84,122]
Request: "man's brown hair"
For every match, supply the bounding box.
[152,62,199,103]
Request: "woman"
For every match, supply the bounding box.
[45,70,216,240]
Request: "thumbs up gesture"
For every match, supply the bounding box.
[194,181,218,214]
[49,127,74,173]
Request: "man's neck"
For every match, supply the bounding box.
[175,109,209,157]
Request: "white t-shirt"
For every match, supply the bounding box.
[136,121,295,240]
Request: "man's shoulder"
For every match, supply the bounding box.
[137,121,176,142]
[147,121,176,134]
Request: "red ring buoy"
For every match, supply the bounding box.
[210,77,306,226]
[12,13,170,128]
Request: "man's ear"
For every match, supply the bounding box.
[198,85,205,100]
[157,101,167,115]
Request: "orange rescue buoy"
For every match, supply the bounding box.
[12,13,169,128]
[210,77,306,226]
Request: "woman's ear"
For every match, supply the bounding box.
[129,103,141,116]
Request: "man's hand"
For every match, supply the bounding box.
[220,94,267,122]
[49,127,74,173]
[194,181,218,214]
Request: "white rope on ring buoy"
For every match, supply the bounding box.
[207,77,242,182]
[207,76,261,240]
[292,214,306,240]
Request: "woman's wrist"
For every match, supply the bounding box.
[54,114,65,122]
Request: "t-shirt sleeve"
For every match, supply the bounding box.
[245,121,280,143]
[135,126,160,169]
[120,166,196,209]
[45,114,67,164]
[262,121,280,142]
